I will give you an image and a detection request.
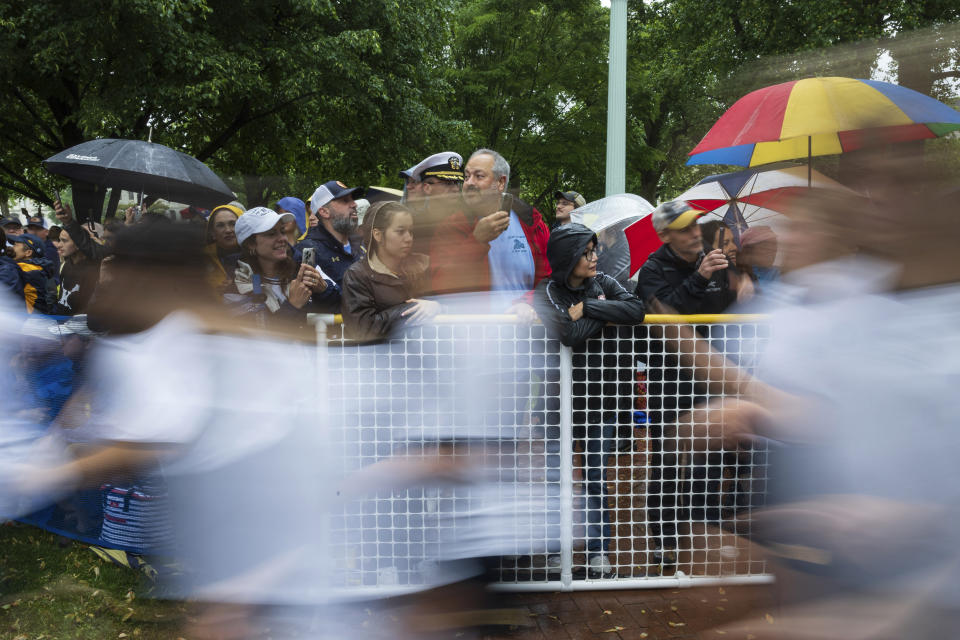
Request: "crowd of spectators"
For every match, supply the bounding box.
[1,147,781,337]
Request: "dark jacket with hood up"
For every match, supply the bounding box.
[533,223,645,348]
[636,243,735,314]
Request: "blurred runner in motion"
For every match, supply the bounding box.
[706,152,960,639]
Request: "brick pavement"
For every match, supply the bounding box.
[481,584,780,640]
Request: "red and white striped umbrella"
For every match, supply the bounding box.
[675,164,854,227]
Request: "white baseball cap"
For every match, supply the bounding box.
[235,207,294,246]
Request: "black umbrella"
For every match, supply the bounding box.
[43,139,235,210]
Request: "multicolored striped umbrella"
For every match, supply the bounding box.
[687,77,960,167]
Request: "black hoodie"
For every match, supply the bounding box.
[533,223,645,348]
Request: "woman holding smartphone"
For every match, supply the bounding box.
[701,220,756,303]
[223,207,330,330]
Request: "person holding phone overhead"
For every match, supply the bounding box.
[635,201,736,315]
[52,199,106,316]
[700,219,756,304]
[428,149,550,319]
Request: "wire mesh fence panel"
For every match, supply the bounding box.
[325,323,565,593]
[573,322,771,584]
[323,318,771,593]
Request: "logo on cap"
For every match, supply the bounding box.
[449,157,462,170]
[336,181,347,188]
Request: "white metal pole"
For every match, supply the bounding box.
[605,0,628,196]
[559,344,574,591]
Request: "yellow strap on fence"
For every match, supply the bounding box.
[320,313,768,326]
[642,314,769,324]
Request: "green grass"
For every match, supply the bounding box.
[0,522,188,639]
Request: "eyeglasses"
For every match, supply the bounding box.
[582,247,598,260]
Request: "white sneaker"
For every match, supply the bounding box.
[588,554,613,577]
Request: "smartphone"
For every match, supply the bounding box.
[53,188,61,205]
[302,247,316,268]
[499,192,514,213]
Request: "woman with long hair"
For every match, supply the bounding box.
[203,204,244,292]
[341,201,438,340]
[52,225,101,316]
[223,207,330,328]
[701,219,756,304]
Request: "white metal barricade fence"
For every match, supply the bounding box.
[315,314,772,594]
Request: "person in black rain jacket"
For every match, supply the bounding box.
[534,223,645,347]
[534,223,645,576]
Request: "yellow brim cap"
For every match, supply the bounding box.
[666,209,703,230]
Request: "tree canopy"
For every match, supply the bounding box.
[0,0,957,217]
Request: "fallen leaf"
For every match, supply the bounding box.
[121,608,134,622]
[640,609,646,613]
[640,634,648,639]
[668,622,686,628]
[766,613,775,624]
[603,609,612,615]
[716,606,726,611]
[118,634,127,638]
[670,605,678,611]
[718,587,726,595]
[747,635,757,640]
[603,626,625,632]
[715,630,726,635]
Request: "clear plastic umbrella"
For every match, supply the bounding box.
[570,193,655,285]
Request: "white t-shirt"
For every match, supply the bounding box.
[487,210,535,309]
